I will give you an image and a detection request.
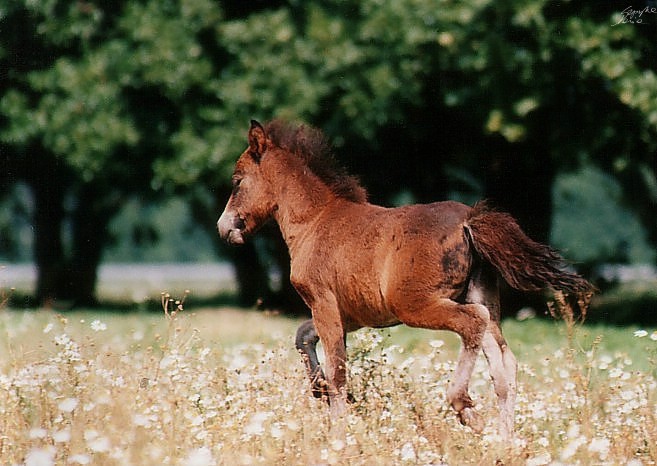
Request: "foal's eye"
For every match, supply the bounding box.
[231,177,243,195]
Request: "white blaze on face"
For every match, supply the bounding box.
[217,205,245,245]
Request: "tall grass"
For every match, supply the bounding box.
[0,303,655,465]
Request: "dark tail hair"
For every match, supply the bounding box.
[465,203,595,296]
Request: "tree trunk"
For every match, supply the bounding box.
[64,185,114,306]
[32,175,114,307]
[31,170,67,305]
[227,241,270,307]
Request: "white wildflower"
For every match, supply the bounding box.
[526,453,551,466]
[58,397,78,413]
[186,447,214,466]
[651,331,657,341]
[270,423,284,439]
[54,334,71,346]
[627,460,644,466]
[43,323,54,334]
[133,414,153,427]
[53,428,71,443]
[90,320,107,332]
[400,442,416,462]
[429,339,444,348]
[598,354,613,370]
[483,432,503,444]
[227,353,250,371]
[566,422,580,439]
[621,390,637,401]
[588,437,610,459]
[563,381,576,391]
[159,355,174,369]
[609,367,623,379]
[29,428,48,439]
[517,307,536,321]
[399,356,415,371]
[330,438,345,451]
[286,420,300,432]
[243,411,272,436]
[634,330,648,338]
[88,436,110,453]
[25,447,55,466]
[561,436,586,461]
[68,454,91,465]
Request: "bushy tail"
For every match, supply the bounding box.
[465,203,594,296]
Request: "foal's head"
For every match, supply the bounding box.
[217,119,367,245]
[217,120,276,245]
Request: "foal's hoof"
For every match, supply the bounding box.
[311,383,355,405]
[458,407,485,433]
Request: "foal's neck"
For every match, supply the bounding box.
[269,162,341,253]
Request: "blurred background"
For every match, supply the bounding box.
[1,0,656,322]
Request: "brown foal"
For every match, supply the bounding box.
[217,120,593,439]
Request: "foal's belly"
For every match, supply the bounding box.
[334,279,401,331]
[342,304,401,331]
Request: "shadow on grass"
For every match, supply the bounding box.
[6,285,656,325]
[5,290,241,314]
[5,290,312,318]
[587,286,657,326]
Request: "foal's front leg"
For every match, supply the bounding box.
[310,300,349,418]
[296,319,357,405]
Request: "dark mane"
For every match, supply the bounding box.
[265,120,368,203]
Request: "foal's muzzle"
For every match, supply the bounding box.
[217,211,246,245]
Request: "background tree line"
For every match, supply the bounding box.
[1,0,656,311]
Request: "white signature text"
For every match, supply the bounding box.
[612,5,657,25]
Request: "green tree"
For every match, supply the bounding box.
[1,0,222,304]
[2,0,655,309]
[157,0,656,244]
[157,1,657,304]
[552,165,656,269]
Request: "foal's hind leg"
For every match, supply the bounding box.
[295,319,328,399]
[469,267,517,439]
[482,323,517,440]
[395,297,489,433]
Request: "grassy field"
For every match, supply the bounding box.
[0,303,656,465]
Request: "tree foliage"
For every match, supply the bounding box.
[1,0,656,306]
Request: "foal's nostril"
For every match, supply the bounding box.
[235,217,246,230]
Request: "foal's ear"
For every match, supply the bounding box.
[248,120,267,161]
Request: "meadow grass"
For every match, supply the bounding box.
[0,304,656,465]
